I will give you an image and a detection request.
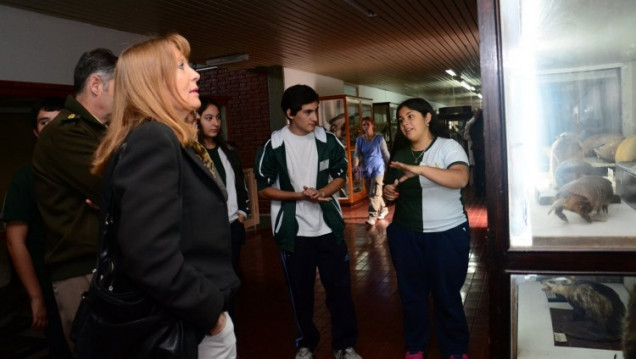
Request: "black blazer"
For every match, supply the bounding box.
[108,121,239,333]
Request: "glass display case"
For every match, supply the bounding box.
[513,273,634,359]
[498,0,636,251]
[319,95,373,205]
[372,102,398,150]
[478,0,636,357]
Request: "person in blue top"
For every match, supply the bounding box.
[254,84,362,359]
[383,98,471,359]
[352,116,390,225]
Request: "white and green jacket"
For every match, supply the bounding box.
[254,126,347,252]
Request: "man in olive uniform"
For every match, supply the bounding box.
[32,48,117,347]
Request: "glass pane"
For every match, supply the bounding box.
[512,273,633,358]
[347,99,361,149]
[500,0,636,250]
[319,98,349,199]
[320,98,346,144]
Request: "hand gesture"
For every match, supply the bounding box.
[383,179,400,201]
[302,186,331,203]
[389,161,418,183]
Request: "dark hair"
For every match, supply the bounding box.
[391,98,449,159]
[197,97,230,152]
[31,97,65,129]
[281,84,319,119]
[73,48,118,95]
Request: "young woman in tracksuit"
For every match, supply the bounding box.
[384,98,471,359]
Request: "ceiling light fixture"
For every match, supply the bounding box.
[343,0,377,17]
[205,53,249,66]
[190,63,218,72]
[445,69,457,77]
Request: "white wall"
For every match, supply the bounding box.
[283,68,345,96]
[1,5,416,104]
[283,68,415,104]
[358,85,410,105]
[0,5,147,85]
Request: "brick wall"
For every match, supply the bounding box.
[198,67,273,215]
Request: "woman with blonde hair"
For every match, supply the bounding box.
[88,33,239,358]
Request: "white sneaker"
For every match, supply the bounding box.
[365,217,376,226]
[378,207,389,220]
[296,347,314,359]
[334,347,362,359]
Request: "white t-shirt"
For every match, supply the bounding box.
[282,127,331,237]
[217,148,240,222]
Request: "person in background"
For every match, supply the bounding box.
[3,98,72,358]
[254,84,362,359]
[196,97,250,275]
[91,33,239,358]
[32,48,117,347]
[383,98,471,359]
[352,116,390,226]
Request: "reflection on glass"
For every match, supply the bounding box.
[501,0,636,249]
[513,274,634,358]
[318,96,372,201]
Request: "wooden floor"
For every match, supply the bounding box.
[234,189,489,359]
[0,189,488,359]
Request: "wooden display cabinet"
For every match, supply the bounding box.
[319,95,373,205]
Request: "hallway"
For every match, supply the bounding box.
[233,190,489,359]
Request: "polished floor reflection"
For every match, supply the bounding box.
[234,190,488,359]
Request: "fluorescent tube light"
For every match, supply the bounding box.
[343,0,377,17]
[445,69,457,77]
[205,53,249,66]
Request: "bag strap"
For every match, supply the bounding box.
[94,143,125,287]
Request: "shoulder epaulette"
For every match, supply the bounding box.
[61,113,80,122]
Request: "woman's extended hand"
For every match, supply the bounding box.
[389,161,419,183]
[210,312,227,336]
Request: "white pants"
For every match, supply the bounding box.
[198,312,237,359]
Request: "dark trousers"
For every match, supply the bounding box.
[280,233,358,351]
[387,222,470,357]
[230,219,246,275]
[45,285,73,358]
[228,219,246,322]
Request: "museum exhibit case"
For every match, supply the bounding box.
[478,0,636,357]
[319,95,372,205]
[513,274,635,358]
[372,102,398,150]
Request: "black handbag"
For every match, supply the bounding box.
[72,149,197,359]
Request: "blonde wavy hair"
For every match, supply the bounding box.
[93,33,198,174]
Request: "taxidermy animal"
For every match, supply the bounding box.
[552,158,595,189]
[550,132,584,183]
[616,135,636,162]
[594,137,624,162]
[542,278,625,341]
[548,175,613,223]
[582,133,624,157]
[625,288,636,359]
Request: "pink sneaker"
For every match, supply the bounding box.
[405,351,423,359]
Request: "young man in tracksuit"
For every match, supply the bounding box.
[254,84,362,359]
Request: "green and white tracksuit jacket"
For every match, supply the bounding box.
[254,126,347,252]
